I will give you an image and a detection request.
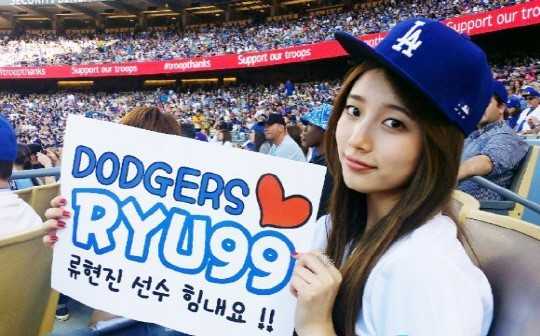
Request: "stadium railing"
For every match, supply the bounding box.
[11,167,61,180]
[475,145,540,225]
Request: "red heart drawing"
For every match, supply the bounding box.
[256,174,312,229]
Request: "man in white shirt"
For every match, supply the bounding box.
[515,86,540,134]
[264,113,306,162]
[0,114,42,238]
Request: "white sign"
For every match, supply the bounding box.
[52,115,326,336]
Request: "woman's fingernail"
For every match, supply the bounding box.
[62,211,71,218]
[50,235,58,241]
[57,221,66,228]
[59,198,67,205]
[291,252,298,257]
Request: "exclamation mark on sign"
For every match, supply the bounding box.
[266,309,275,332]
[258,307,266,330]
[258,307,275,332]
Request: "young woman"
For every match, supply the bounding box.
[244,122,266,152]
[290,19,494,336]
[216,128,233,147]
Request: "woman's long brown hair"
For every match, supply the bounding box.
[324,62,465,336]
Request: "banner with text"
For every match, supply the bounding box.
[1,0,539,79]
[52,115,326,335]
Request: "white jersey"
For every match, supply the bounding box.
[314,213,493,336]
[515,105,540,132]
[0,189,43,238]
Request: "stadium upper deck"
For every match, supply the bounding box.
[0,0,537,79]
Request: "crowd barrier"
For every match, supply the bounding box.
[12,167,61,180]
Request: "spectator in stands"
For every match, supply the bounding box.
[292,19,494,336]
[3,80,340,147]
[12,144,37,190]
[504,94,523,129]
[286,124,306,155]
[216,129,233,147]
[180,122,195,139]
[0,114,42,237]
[300,103,333,218]
[264,113,306,162]
[194,128,209,142]
[515,86,540,134]
[28,143,45,169]
[458,80,529,201]
[244,122,266,152]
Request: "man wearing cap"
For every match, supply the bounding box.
[515,86,540,134]
[264,113,306,162]
[301,104,333,218]
[458,80,529,201]
[0,115,42,237]
[505,94,523,129]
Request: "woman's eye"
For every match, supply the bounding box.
[383,118,404,129]
[345,105,361,117]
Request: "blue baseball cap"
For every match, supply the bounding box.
[0,114,16,162]
[506,95,522,110]
[301,103,333,130]
[335,18,493,136]
[492,80,508,104]
[251,122,265,134]
[521,86,540,98]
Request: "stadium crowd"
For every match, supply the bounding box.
[4,80,339,148]
[0,0,528,66]
[3,55,538,150]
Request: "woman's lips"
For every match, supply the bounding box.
[344,155,376,172]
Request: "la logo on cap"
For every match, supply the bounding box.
[392,20,426,58]
[454,103,471,120]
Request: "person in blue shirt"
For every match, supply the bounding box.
[459,80,529,201]
[514,86,540,134]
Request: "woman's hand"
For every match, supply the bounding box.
[291,251,342,336]
[43,195,70,247]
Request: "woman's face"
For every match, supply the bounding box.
[335,69,423,196]
[217,131,224,141]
